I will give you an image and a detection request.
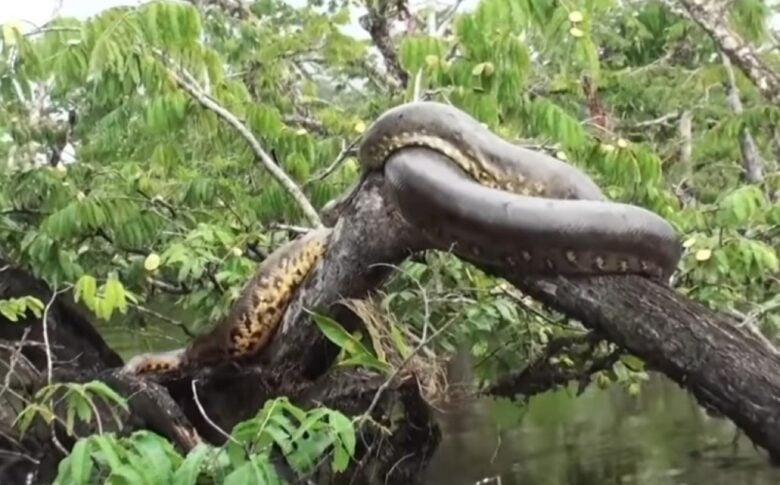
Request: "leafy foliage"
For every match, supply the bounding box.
[310,310,391,373]
[0,295,44,321]
[0,0,779,469]
[15,380,130,438]
[53,396,356,484]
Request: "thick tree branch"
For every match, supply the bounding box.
[678,0,780,105]
[359,1,409,89]
[490,269,780,460]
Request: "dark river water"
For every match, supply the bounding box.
[102,322,780,485]
[425,376,780,485]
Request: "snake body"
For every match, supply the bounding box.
[123,100,681,375]
[122,228,330,375]
[359,101,682,280]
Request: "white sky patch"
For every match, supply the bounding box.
[1,0,779,31]
[0,0,142,28]
[0,0,481,34]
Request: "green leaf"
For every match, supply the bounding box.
[55,438,94,485]
[173,443,213,485]
[2,22,21,47]
[619,354,645,372]
[387,321,412,360]
[106,464,147,485]
[328,412,356,471]
[83,380,130,411]
[338,354,390,373]
[718,185,767,226]
[223,456,281,485]
[128,431,178,482]
[92,435,123,469]
[309,311,390,373]
[66,399,77,434]
[74,394,93,424]
[102,274,128,318]
[0,296,45,322]
[74,275,98,308]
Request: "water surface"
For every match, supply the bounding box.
[425,376,780,485]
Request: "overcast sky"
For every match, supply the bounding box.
[0,0,137,27]
[0,0,365,27]
[1,0,777,37]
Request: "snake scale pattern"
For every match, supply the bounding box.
[122,101,682,375]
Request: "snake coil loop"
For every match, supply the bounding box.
[122,101,682,376]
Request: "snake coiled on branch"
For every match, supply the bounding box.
[122,101,682,375]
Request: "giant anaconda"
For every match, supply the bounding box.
[122,101,682,375]
[359,101,681,280]
[122,228,330,374]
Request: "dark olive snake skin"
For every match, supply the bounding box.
[359,101,682,280]
[122,101,682,375]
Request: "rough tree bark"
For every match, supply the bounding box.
[358,0,409,90]
[678,0,780,106]
[2,151,780,484]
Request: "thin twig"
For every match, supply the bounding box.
[412,67,425,102]
[370,262,431,341]
[628,111,681,128]
[129,303,195,337]
[268,222,311,234]
[0,329,35,399]
[50,429,69,455]
[0,449,39,465]
[435,0,466,34]
[41,284,66,386]
[146,277,191,295]
[739,297,780,329]
[357,268,455,425]
[304,136,363,186]
[40,283,73,455]
[190,379,242,446]
[385,452,414,485]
